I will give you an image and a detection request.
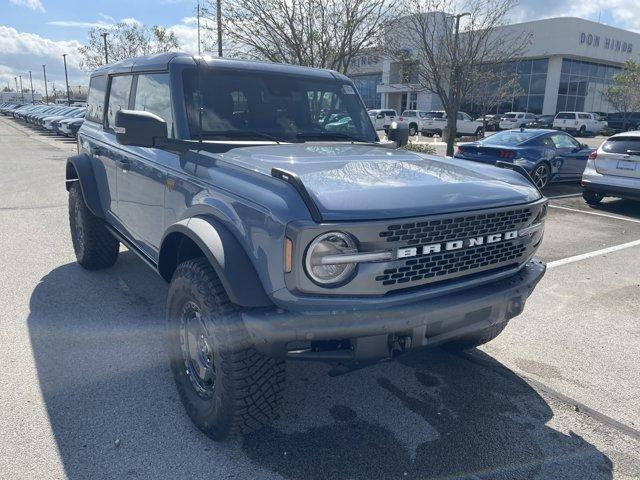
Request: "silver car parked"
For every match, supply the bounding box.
[582,131,640,204]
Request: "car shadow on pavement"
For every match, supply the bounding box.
[591,198,640,220]
[28,252,613,480]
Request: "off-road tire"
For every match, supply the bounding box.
[68,182,119,269]
[583,190,604,206]
[444,322,508,351]
[167,258,284,440]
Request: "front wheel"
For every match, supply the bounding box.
[578,125,586,136]
[583,190,604,206]
[167,258,284,440]
[474,126,484,138]
[409,124,418,136]
[531,163,551,190]
[68,182,119,269]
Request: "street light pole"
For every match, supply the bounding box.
[62,54,71,106]
[29,71,35,104]
[445,11,470,156]
[197,2,201,55]
[14,77,18,98]
[216,0,223,57]
[19,75,24,103]
[101,32,109,64]
[42,65,48,103]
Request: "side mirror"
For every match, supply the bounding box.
[387,121,409,147]
[115,110,167,148]
[580,143,589,149]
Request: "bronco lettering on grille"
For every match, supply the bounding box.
[396,230,519,259]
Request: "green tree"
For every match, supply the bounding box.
[603,60,640,130]
[78,22,180,70]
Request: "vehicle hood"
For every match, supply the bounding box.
[216,143,541,221]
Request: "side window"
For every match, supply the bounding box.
[456,112,463,120]
[106,75,133,130]
[134,73,174,137]
[578,113,590,119]
[551,133,580,149]
[539,136,555,148]
[86,75,107,124]
[461,112,472,121]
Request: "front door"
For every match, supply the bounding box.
[550,133,587,177]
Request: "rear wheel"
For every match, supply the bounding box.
[444,322,508,351]
[167,258,284,440]
[474,126,484,138]
[578,125,586,136]
[583,190,604,206]
[68,182,119,270]
[531,162,551,190]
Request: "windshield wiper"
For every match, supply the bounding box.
[201,131,286,143]
[296,131,372,143]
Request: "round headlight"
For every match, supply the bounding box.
[304,231,357,286]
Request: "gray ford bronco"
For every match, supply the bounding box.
[66,52,547,439]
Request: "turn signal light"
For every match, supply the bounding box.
[456,146,465,155]
[588,151,597,160]
[284,238,293,273]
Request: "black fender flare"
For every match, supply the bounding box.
[158,216,272,308]
[65,153,104,218]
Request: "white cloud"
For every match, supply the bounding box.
[513,0,640,32]
[0,26,86,95]
[9,0,45,13]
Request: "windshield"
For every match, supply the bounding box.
[183,69,377,143]
[503,113,517,119]
[480,130,539,146]
[401,111,417,117]
[426,111,445,118]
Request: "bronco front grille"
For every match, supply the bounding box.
[372,206,536,290]
[378,207,532,245]
[375,241,527,286]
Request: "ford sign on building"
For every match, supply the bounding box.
[348,15,640,116]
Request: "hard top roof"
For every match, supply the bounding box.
[90,52,349,82]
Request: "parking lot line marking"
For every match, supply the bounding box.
[549,204,640,224]
[547,239,640,269]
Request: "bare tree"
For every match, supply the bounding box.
[79,22,180,70]
[201,0,395,74]
[602,60,640,130]
[465,65,522,133]
[387,0,530,155]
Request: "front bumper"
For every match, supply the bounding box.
[242,259,545,361]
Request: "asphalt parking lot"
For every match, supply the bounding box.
[1,116,639,480]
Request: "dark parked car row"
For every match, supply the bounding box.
[0,102,85,137]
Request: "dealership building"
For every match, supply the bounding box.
[348,16,640,116]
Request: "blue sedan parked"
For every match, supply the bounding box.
[454,129,594,189]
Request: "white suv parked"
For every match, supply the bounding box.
[396,110,432,136]
[553,111,607,136]
[498,112,536,130]
[368,109,397,131]
[582,131,640,205]
[421,110,483,137]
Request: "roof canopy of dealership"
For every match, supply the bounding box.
[348,16,640,116]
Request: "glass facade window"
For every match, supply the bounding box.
[461,58,548,115]
[556,58,620,113]
[351,73,382,109]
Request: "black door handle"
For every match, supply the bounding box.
[117,159,131,171]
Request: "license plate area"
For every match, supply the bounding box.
[617,160,637,171]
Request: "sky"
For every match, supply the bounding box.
[1,0,640,96]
